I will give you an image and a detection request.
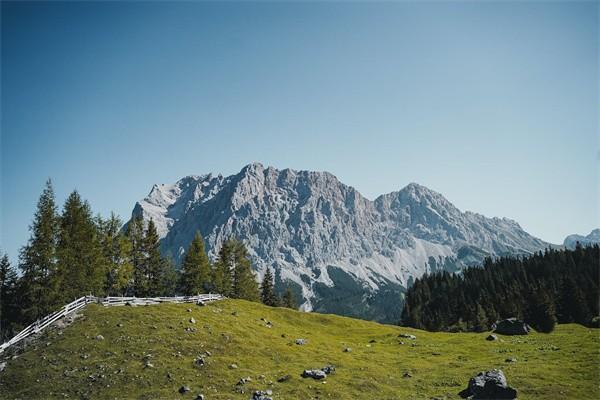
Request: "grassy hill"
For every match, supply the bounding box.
[0,299,598,399]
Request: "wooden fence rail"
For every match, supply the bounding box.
[0,294,224,353]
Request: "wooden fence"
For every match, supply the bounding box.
[0,294,224,353]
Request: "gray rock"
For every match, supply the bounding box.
[252,390,273,400]
[179,386,191,394]
[195,395,204,400]
[493,318,530,335]
[301,369,327,380]
[343,347,352,353]
[189,317,196,324]
[505,357,517,363]
[95,335,105,341]
[459,369,517,399]
[486,334,498,341]
[295,338,307,345]
[194,356,205,367]
[0,362,6,372]
[321,365,335,375]
[237,376,252,385]
[229,364,238,369]
[399,333,416,340]
[277,374,291,382]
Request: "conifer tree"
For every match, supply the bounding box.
[143,219,166,296]
[231,240,260,301]
[260,267,277,306]
[19,179,60,322]
[98,213,133,296]
[213,240,234,297]
[281,287,297,309]
[180,232,212,295]
[127,216,147,296]
[526,291,557,333]
[55,191,106,303]
[0,253,19,338]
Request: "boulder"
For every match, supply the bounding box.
[492,318,530,335]
[459,369,517,399]
[252,390,273,400]
[301,369,327,380]
[399,333,417,340]
[179,386,191,394]
[486,334,498,341]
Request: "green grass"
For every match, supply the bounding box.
[0,299,598,399]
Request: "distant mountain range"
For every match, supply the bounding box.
[130,163,549,322]
[563,229,600,250]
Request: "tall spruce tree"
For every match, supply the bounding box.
[127,216,147,296]
[142,219,166,296]
[0,253,19,338]
[232,240,260,301]
[161,255,178,296]
[213,240,234,297]
[55,191,106,303]
[19,179,59,323]
[180,232,212,295]
[526,291,557,333]
[98,213,133,296]
[260,267,277,306]
[281,287,297,309]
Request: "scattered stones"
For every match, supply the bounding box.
[486,334,498,341]
[493,318,530,336]
[252,389,273,400]
[459,369,517,399]
[229,364,239,369]
[399,333,416,340]
[301,369,327,380]
[237,376,252,385]
[295,338,307,345]
[179,386,191,394]
[189,317,196,324]
[95,335,105,341]
[277,374,291,383]
[343,347,352,353]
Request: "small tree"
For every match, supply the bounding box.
[213,240,234,297]
[281,287,297,309]
[260,268,277,306]
[180,232,212,295]
[232,240,260,302]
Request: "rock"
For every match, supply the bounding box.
[195,395,205,400]
[194,356,205,367]
[486,334,498,341]
[403,372,412,378]
[117,323,123,327]
[321,365,335,375]
[189,317,196,324]
[505,357,517,363]
[229,364,239,369]
[197,301,205,307]
[492,318,530,335]
[343,347,352,353]
[369,339,376,343]
[179,386,191,394]
[187,308,192,312]
[252,390,273,400]
[459,369,517,399]
[277,374,291,382]
[95,335,105,341]
[237,377,252,385]
[301,369,327,380]
[399,333,416,340]
[144,362,154,369]
[0,362,6,372]
[295,338,307,345]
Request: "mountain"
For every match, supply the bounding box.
[129,163,548,322]
[563,229,600,249]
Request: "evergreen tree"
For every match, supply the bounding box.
[98,213,133,296]
[281,287,297,309]
[0,253,19,338]
[526,291,557,333]
[260,267,277,306]
[18,179,60,322]
[143,219,166,296]
[55,191,106,303]
[127,216,147,296]
[231,240,260,301]
[180,232,212,295]
[213,240,234,297]
[557,276,589,324]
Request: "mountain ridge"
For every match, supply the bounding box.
[130,162,549,322]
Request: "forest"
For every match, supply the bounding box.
[401,244,599,333]
[0,181,294,340]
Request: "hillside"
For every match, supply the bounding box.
[1,300,598,399]
[130,162,548,321]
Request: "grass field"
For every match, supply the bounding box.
[0,299,598,399]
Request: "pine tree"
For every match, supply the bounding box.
[160,255,178,296]
[281,287,297,309]
[143,219,166,297]
[0,253,19,338]
[18,179,60,323]
[55,191,106,303]
[231,240,260,301]
[127,216,147,296]
[180,232,212,295]
[557,276,589,324]
[213,240,234,297]
[260,267,277,306]
[98,213,133,296]
[525,291,557,333]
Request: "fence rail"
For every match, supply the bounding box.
[0,294,224,353]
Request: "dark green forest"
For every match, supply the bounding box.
[401,244,599,333]
[0,181,294,340]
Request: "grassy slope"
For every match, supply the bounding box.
[0,299,598,400]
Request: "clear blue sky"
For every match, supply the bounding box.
[1,1,598,263]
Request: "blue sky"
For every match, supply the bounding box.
[1,1,598,262]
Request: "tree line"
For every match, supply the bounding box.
[0,180,296,340]
[400,244,599,333]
